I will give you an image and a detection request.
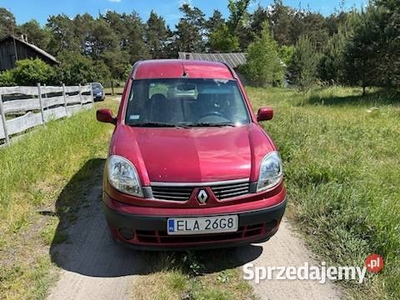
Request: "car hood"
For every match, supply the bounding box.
[111,124,276,184]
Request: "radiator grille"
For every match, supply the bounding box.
[211,181,250,200]
[151,186,193,201]
[151,180,250,201]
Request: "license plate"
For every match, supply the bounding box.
[167,215,238,235]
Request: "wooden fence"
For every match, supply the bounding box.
[0,84,93,147]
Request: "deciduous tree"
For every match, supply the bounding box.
[18,20,51,51]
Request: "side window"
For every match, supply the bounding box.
[126,81,148,123]
[232,86,247,114]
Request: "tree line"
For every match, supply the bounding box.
[0,0,398,92]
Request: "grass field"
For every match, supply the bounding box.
[248,87,399,299]
[104,85,124,96]
[0,99,119,299]
[131,251,254,300]
[0,88,398,299]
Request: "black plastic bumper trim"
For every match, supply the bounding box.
[103,198,287,232]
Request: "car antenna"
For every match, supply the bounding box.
[181,61,188,77]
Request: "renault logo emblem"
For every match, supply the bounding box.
[197,189,208,204]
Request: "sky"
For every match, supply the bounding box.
[2,0,367,28]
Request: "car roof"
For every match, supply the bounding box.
[133,59,235,80]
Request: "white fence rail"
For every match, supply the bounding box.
[0,84,93,146]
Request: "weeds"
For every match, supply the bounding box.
[133,250,253,300]
[1,87,399,299]
[131,87,399,300]
[183,251,206,277]
[0,99,118,300]
[249,86,400,299]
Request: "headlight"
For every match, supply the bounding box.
[107,155,143,197]
[257,151,283,192]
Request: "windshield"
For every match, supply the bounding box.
[92,83,103,89]
[125,79,250,127]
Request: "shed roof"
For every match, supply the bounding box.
[0,35,59,65]
[178,52,246,69]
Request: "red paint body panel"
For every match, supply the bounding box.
[98,59,286,249]
[133,59,234,80]
[105,184,286,216]
[104,181,285,210]
[110,123,274,184]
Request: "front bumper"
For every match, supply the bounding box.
[93,94,105,101]
[103,195,287,250]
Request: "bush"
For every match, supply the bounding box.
[0,58,56,86]
[11,58,56,86]
[0,70,17,86]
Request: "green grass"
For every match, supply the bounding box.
[133,270,246,300]
[104,86,124,95]
[1,87,399,299]
[0,99,118,300]
[248,86,400,299]
[132,251,254,300]
[137,86,399,300]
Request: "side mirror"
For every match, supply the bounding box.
[257,107,273,122]
[96,109,116,125]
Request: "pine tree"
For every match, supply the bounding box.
[242,22,284,86]
[145,11,169,59]
[0,8,16,38]
[175,4,206,52]
[288,35,318,91]
[344,9,380,94]
[209,24,240,52]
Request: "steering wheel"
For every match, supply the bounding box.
[201,111,223,118]
[197,111,230,123]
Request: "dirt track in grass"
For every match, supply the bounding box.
[47,171,342,300]
[48,99,342,299]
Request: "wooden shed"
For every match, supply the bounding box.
[178,52,249,84]
[0,35,59,71]
[179,51,288,87]
[178,52,246,69]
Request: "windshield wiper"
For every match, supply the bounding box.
[129,122,238,128]
[128,122,179,127]
[182,122,236,127]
